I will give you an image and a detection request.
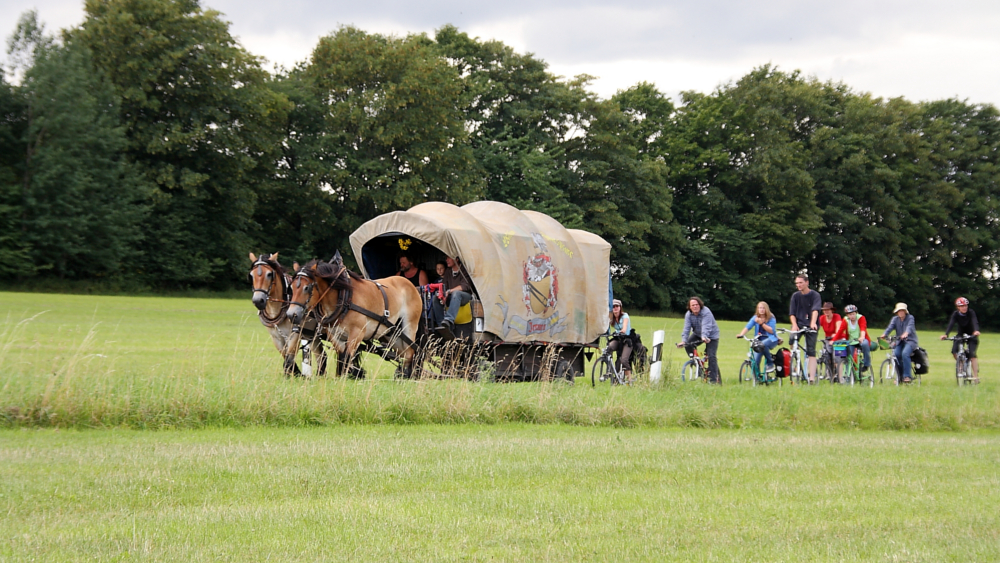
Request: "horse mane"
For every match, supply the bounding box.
[257,254,286,277]
[303,258,363,290]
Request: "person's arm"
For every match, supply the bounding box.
[809,293,822,330]
[678,313,691,346]
[858,316,868,341]
[418,270,429,286]
[943,311,955,338]
[971,310,980,335]
[703,308,719,341]
[761,317,775,333]
[737,317,754,338]
[809,309,820,331]
[789,298,799,331]
[902,316,915,340]
[882,318,894,339]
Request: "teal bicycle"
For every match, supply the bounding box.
[833,339,875,387]
[738,333,781,386]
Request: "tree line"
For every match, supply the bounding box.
[1,0,998,327]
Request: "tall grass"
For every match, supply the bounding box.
[1,292,998,430]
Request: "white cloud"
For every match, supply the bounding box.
[2,0,998,105]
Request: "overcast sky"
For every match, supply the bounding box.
[4,0,999,105]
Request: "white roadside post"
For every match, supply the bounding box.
[650,330,665,383]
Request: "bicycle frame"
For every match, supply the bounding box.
[838,339,874,387]
[777,328,814,385]
[878,336,920,385]
[591,335,632,387]
[738,334,779,386]
[946,335,977,386]
[680,342,711,383]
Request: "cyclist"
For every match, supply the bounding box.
[606,299,633,379]
[789,274,822,383]
[940,297,980,381]
[842,304,872,372]
[819,302,844,381]
[735,301,779,375]
[678,296,721,384]
[881,302,919,383]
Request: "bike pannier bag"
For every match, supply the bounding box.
[910,347,930,375]
[772,348,791,377]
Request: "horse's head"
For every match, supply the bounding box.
[248,252,284,311]
[287,256,352,325]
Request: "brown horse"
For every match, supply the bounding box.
[286,253,422,378]
[248,252,327,377]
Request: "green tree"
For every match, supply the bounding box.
[77,0,290,287]
[0,69,30,276]
[433,25,583,227]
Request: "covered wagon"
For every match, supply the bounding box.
[349,201,612,380]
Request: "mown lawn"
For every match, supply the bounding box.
[1,292,998,430]
[1,425,998,562]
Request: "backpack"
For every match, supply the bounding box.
[910,347,930,375]
[772,348,791,377]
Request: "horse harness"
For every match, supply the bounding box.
[292,268,414,348]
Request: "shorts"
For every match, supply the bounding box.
[794,331,818,357]
[952,336,979,358]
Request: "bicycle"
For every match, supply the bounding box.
[738,334,781,386]
[776,328,814,384]
[591,334,634,387]
[878,336,921,385]
[817,338,838,382]
[678,340,720,383]
[946,335,978,386]
[836,339,875,387]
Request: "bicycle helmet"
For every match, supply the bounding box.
[955,297,969,306]
[843,304,858,314]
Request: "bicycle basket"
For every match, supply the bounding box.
[833,341,849,357]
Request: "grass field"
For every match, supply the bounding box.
[2,425,998,562]
[2,292,999,561]
[1,292,997,430]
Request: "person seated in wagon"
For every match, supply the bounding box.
[433,256,473,332]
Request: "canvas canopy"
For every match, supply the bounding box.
[349,201,611,345]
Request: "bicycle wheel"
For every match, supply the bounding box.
[860,363,874,387]
[739,360,751,384]
[681,360,699,382]
[591,357,610,387]
[816,355,828,382]
[880,359,897,385]
[792,351,807,384]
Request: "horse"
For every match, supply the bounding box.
[248,252,328,377]
[286,252,422,378]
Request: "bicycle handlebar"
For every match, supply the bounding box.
[944,335,974,342]
[777,328,817,335]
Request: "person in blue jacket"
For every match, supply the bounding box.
[881,302,919,382]
[677,296,721,383]
[736,301,780,375]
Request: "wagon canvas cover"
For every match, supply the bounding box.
[349,201,611,345]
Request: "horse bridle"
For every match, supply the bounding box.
[249,258,290,327]
[290,266,345,322]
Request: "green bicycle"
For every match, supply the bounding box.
[834,339,875,387]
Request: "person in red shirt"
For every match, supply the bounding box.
[819,302,844,381]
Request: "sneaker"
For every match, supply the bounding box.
[902,377,912,383]
[765,364,776,373]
